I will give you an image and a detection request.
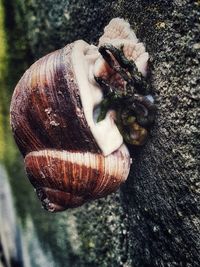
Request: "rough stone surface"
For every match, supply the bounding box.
[3,0,200,266]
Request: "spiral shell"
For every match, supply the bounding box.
[9,18,153,212]
[10,27,133,211]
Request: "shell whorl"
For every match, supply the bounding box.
[25,145,130,211]
[10,43,100,157]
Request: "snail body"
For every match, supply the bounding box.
[10,18,155,212]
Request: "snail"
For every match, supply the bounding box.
[10,18,155,212]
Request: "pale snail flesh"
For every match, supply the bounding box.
[10,18,155,212]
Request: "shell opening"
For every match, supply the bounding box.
[71,18,151,155]
[72,40,123,156]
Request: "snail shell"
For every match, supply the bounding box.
[10,18,150,212]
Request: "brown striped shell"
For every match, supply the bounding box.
[25,147,130,211]
[10,38,131,212]
[10,43,100,157]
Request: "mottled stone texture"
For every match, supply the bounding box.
[5,0,200,266]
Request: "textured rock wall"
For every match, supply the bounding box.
[3,0,200,266]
